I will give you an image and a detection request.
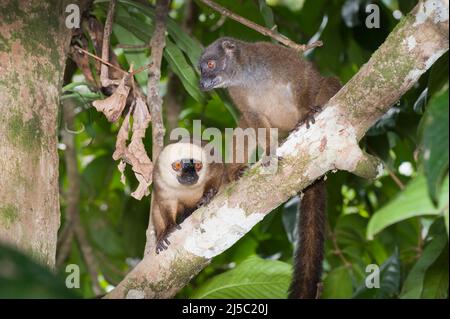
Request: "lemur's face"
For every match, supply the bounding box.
[171,158,203,186]
[157,142,208,189]
[199,38,238,91]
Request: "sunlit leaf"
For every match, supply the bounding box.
[353,249,400,298]
[321,266,353,299]
[367,174,449,239]
[165,39,204,103]
[192,256,291,299]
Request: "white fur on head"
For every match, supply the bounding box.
[157,142,209,189]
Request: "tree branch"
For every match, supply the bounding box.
[198,0,322,52]
[100,0,117,87]
[105,0,449,299]
[144,0,171,255]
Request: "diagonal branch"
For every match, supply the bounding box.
[198,0,322,52]
[105,0,449,299]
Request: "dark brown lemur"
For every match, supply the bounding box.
[198,37,341,299]
[152,140,227,254]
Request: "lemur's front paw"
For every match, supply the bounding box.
[197,188,218,208]
[155,235,171,254]
[234,165,249,179]
[295,105,323,130]
[155,225,182,254]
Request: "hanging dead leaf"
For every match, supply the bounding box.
[69,40,98,86]
[118,160,126,185]
[92,77,130,122]
[112,110,131,161]
[111,97,153,200]
[131,173,151,200]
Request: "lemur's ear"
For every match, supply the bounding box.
[221,40,236,53]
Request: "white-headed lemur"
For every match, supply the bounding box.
[152,140,227,254]
[198,37,342,299]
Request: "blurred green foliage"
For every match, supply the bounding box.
[53,0,449,299]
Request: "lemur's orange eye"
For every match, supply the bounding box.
[172,161,182,171]
[207,60,215,69]
[194,162,203,171]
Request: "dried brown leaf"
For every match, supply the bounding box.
[111,96,153,200]
[112,110,131,161]
[118,160,126,185]
[70,41,98,86]
[92,78,130,122]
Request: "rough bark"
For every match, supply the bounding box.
[105,0,449,298]
[144,0,170,255]
[0,0,87,268]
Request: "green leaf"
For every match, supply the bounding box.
[419,90,449,203]
[0,244,79,298]
[367,174,449,239]
[353,249,401,299]
[321,266,353,299]
[400,220,448,298]
[113,24,148,86]
[116,0,202,67]
[427,51,449,98]
[258,0,275,28]
[112,4,151,87]
[81,155,115,198]
[191,256,291,299]
[421,241,449,299]
[165,39,204,103]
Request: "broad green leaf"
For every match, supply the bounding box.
[421,242,448,299]
[367,174,449,239]
[400,221,448,298]
[82,210,125,258]
[165,39,204,103]
[321,266,353,299]
[113,23,148,86]
[113,5,149,87]
[0,244,79,298]
[353,249,400,299]
[81,155,115,198]
[419,90,449,203]
[192,256,291,299]
[427,52,448,98]
[116,0,203,67]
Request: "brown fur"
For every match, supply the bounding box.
[152,141,227,253]
[199,38,342,298]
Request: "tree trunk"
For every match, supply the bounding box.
[0,0,80,268]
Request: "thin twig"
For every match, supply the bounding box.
[73,45,127,76]
[74,216,102,296]
[58,100,102,296]
[117,43,149,49]
[56,226,75,268]
[198,0,322,52]
[130,63,153,76]
[144,0,170,255]
[326,221,352,269]
[100,0,117,87]
[367,145,405,190]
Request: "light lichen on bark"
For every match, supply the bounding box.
[105,0,448,299]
